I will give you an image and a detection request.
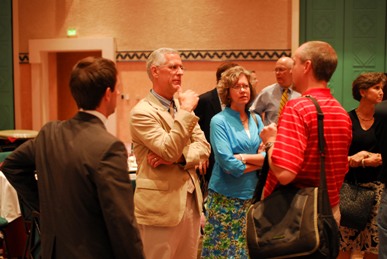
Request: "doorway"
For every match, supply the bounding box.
[55,51,101,121]
[28,38,116,135]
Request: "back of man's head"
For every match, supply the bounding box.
[216,62,239,83]
[70,57,117,110]
[298,41,337,82]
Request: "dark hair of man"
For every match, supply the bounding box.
[216,62,239,83]
[70,57,117,110]
[352,72,387,101]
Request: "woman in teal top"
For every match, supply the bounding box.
[201,66,266,258]
[208,108,264,199]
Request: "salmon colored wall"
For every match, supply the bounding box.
[18,64,32,129]
[14,0,294,143]
[17,0,292,52]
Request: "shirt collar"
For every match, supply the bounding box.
[279,84,293,93]
[302,87,332,97]
[150,89,174,110]
[79,110,107,124]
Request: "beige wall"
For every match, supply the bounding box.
[14,0,295,143]
[17,0,292,51]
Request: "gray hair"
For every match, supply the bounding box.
[146,48,180,80]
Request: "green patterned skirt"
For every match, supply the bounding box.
[201,190,251,259]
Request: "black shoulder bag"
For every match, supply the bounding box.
[246,96,340,258]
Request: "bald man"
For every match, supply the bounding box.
[250,57,301,125]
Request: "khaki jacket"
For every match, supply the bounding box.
[130,93,210,227]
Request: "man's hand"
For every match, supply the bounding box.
[195,160,209,175]
[178,90,199,112]
[147,152,173,168]
[260,123,277,144]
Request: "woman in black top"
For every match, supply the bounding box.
[340,72,386,259]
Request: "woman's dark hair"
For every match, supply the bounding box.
[352,72,386,101]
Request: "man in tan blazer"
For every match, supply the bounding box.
[130,48,210,259]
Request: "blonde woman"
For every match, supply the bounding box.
[201,66,265,258]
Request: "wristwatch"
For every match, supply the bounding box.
[264,142,274,152]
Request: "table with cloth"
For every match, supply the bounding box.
[0,171,21,223]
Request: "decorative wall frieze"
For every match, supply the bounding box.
[116,49,291,62]
[19,49,291,64]
[19,53,29,64]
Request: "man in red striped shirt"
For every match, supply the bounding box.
[260,41,352,224]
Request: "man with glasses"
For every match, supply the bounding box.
[250,56,300,125]
[129,48,210,259]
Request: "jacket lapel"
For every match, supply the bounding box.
[145,93,175,128]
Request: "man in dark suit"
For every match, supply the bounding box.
[194,62,238,186]
[1,57,144,259]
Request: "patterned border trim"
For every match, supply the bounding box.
[19,53,29,64]
[19,49,291,64]
[116,49,291,62]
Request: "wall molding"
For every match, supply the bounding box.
[19,52,29,64]
[19,49,291,64]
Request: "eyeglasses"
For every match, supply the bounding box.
[231,84,250,91]
[274,67,289,73]
[158,64,185,73]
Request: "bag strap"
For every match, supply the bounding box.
[252,153,269,203]
[305,95,332,216]
[305,96,326,189]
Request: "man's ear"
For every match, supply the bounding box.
[151,65,159,79]
[104,87,112,102]
[304,60,312,74]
